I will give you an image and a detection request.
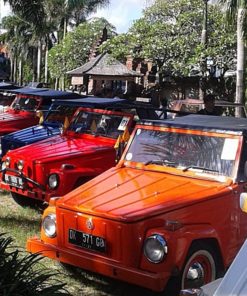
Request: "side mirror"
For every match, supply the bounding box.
[240,192,247,213]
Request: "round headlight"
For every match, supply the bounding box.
[42,214,56,238]
[1,161,6,171]
[5,157,10,168]
[144,234,168,263]
[17,160,24,171]
[48,173,59,189]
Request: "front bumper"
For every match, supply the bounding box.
[0,168,49,201]
[27,237,170,292]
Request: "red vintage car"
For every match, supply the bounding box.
[0,87,49,136]
[27,114,247,294]
[0,104,134,208]
[0,82,20,113]
[0,87,84,136]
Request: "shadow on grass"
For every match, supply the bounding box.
[0,215,41,230]
[61,264,158,296]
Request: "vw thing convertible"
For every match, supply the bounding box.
[27,115,247,294]
[0,100,134,208]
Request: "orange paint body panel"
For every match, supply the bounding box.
[27,115,247,292]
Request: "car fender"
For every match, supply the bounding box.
[140,223,222,275]
[48,166,96,193]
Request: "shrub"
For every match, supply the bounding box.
[0,233,70,296]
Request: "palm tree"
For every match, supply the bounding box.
[62,0,110,38]
[2,15,34,84]
[3,0,110,85]
[220,0,246,117]
[4,0,46,33]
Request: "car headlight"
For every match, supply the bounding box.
[1,161,6,171]
[42,214,56,238]
[48,173,59,189]
[143,234,168,263]
[5,157,10,168]
[17,160,24,171]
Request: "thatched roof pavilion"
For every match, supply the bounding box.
[67,52,142,95]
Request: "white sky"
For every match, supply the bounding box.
[0,0,146,33]
[90,0,150,33]
[0,0,11,19]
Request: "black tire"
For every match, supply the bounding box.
[165,243,218,296]
[11,192,46,211]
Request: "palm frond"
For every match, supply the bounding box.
[0,233,70,296]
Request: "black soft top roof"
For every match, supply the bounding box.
[21,89,84,99]
[0,82,20,90]
[52,96,129,107]
[6,87,49,94]
[140,114,247,135]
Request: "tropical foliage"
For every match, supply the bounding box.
[1,0,110,85]
[0,233,69,295]
[101,0,236,78]
[48,17,116,80]
[220,0,247,115]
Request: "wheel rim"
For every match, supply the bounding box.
[182,250,216,289]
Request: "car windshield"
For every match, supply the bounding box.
[124,128,240,177]
[68,110,130,139]
[12,97,39,111]
[45,105,78,124]
[0,96,14,106]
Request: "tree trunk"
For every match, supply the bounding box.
[63,18,67,39]
[235,8,246,117]
[55,77,59,90]
[10,56,14,82]
[37,40,42,82]
[199,0,209,100]
[18,58,23,86]
[44,45,49,84]
[13,56,17,84]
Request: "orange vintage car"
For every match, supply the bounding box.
[27,115,247,294]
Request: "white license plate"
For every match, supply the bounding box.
[4,174,23,188]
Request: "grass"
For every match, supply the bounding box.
[0,191,156,296]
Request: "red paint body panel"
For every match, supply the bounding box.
[0,108,134,203]
[0,95,44,136]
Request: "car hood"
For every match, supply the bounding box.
[0,111,33,132]
[57,166,233,222]
[2,124,61,146]
[6,134,115,163]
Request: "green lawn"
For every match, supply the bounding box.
[0,190,155,296]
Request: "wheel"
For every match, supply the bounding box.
[181,247,216,290]
[11,192,46,211]
[165,243,218,296]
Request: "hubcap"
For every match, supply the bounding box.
[183,252,214,289]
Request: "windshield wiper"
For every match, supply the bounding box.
[145,159,178,167]
[182,166,219,173]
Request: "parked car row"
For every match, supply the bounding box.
[0,85,247,295]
